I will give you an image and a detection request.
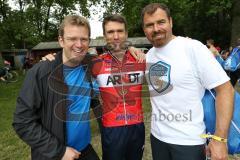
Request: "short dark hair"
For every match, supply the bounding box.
[207,39,215,45]
[102,14,127,35]
[141,3,171,27]
[58,15,91,38]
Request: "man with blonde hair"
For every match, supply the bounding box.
[13,15,100,160]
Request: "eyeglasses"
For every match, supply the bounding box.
[64,37,90,44]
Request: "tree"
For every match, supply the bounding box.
[0,0,100,50]
[99,0,233,49]
[0,0,12,49]
[230,0,240,46]
[0,0,236,50]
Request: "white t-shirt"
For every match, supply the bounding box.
[146,36,229,145]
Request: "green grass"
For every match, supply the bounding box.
[0,74,239,159]
[0,74,30,160]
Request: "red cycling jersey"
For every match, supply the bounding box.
[92,50,145,127]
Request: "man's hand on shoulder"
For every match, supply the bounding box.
[61,147,81,160]
[41,53,57,61]
[129,46,146,63]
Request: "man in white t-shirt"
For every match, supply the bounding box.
[141,3,234,160]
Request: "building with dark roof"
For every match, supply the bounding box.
[1,49,28,69]
[31,37,152,61]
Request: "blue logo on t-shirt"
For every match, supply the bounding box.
[149,61,171,93]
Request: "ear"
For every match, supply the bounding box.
[58,36,64,48]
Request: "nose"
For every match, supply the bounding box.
[113,32,119,40]
[75,39,83,47]
[153,23,160,32]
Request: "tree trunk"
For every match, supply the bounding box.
[231,0,240,47]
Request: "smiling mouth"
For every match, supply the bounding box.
[73,49,86,55]
[153,34,165,39]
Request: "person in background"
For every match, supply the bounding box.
[0,53,11,81]
[228,38,240,86]
[221,49,230,61]
[206,39,220,57]
[0,53,6,81]
[22,57,33,74]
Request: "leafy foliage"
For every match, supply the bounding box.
[100,0,235,49]
[0,0,238,50]
[0,0,96,49]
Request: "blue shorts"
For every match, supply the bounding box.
[101,123,145,160]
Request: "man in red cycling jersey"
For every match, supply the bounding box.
[92,14,145,160]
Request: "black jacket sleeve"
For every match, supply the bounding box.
[12,67,66,159]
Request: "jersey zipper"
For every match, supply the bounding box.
[120,65,127,125]
[109,51,128,125]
